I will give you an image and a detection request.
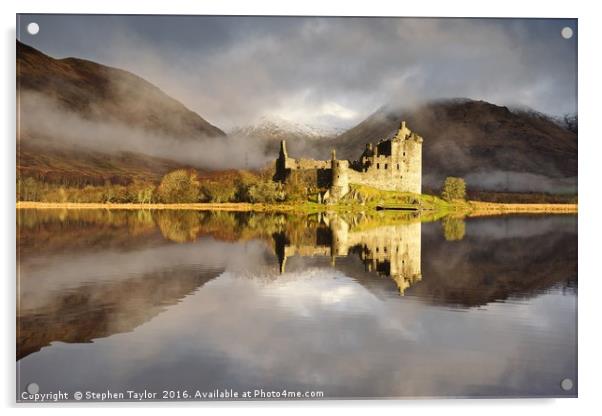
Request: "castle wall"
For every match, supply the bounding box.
[286,158,330,170]
[287,169,332,189]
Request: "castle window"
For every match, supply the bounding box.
[397,164,400,170]
[376,163,380,169]
[403,152,406,156]
[384,164,388,170]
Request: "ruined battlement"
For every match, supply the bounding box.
[275,121,423,200]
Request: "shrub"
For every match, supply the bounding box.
[156,170,200,203]
[199,180,237,203]
[441,177,466,201]
[246,181,285,203]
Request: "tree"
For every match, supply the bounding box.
[127,180,155,203]
[441,177,466,201]
[156,170,200,203]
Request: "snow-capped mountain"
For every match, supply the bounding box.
[229,115,343,141]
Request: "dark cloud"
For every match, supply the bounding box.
[18,15,577,130]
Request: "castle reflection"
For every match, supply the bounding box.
[274,213,422,295]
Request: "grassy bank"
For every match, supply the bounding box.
[15,182,577,215]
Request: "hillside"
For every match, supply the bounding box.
[17,41,225,185]
[17,41,225,139]
[17,135,187,185]
[329,99,577,192]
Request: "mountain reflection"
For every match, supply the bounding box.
[17,209,576,362]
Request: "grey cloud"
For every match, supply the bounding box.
[18,15,577,130]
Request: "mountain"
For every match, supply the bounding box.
[17,41,225,185]
[17,41,225,139]
[329,99,577,192]
[227,115,345,162]
[230,115,342,142]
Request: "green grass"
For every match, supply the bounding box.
[257,184,472,220]
[334,184,470,214]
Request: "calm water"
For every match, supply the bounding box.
[16,209,577,400]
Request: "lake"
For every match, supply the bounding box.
[16,209,577,400]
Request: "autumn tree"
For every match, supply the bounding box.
[156,169,200,203]
[441,177,466,201]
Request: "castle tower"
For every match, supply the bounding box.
[405,127,423,194]
[279,140,288,159]
[274,140,289,182]
[393,121,423,194]
[330,148,349,199]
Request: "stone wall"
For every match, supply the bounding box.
[287,169,332,190]
[286,158,330,170]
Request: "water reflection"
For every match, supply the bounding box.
[16,209,577,398]
[274,214,422,295]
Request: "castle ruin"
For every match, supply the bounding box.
[275,121,423,200]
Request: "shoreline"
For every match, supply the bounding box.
[466,201,577,217]
[16,201,280,212]
[16,201,578,215]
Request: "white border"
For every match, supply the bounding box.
[2,0,600,414]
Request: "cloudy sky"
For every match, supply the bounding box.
[18,15,577,130]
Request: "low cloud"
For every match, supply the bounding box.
[19,91,273,170]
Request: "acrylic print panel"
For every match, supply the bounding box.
[16,14,577,402]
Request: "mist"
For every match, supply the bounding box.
[423,171,577,194]
[463,171,577,193]
[19,90,274,170]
